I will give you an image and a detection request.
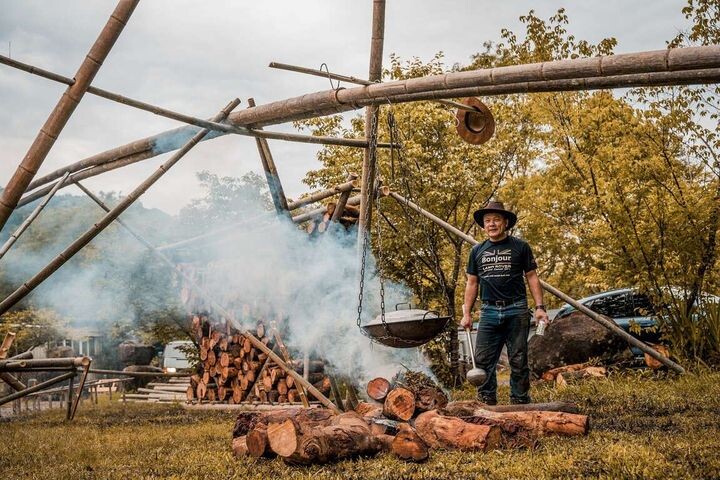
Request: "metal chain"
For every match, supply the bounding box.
[356,110,379,330]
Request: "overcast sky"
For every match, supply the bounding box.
[0,1,690,215]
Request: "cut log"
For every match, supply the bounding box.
[540,363,589,382]
[266,409,338,457]
[383,387,415,421]
[355,401,383,417]
[462,409,590,437]
[441,400,581,416]
[415,386,448,413]
[644,343,670,370]
[392,423,429,462]
[366,377,391,401]
[232,436,249,457]
[247,423,273,458]
[556,367,607,388]
[414,410,502,451]
[278,412,387,465]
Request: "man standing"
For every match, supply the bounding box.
[461,200,548,405]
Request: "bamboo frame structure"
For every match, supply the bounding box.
[248,98,291,216]
[18,46,719,218]
[0,0,139,233]
[0,171,70,260]
[291,195,362,224]
[0,54,396,152]
[0,333,26,392]
[331,174,358,223]
[388,191,686,374]
[0,99,241,315]
[268,61,475,111]
[286,178,358,211]
[0,371,76,407]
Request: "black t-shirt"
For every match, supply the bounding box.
[466,235,537,302]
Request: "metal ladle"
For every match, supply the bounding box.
[465,328,487,386]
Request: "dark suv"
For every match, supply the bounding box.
[554,288,662,349]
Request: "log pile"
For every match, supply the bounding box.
[187,314,331,405]
[305,201,360,235]
[232,375,590,465]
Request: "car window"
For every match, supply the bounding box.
[631,293,655,316]
[589,292,633,317]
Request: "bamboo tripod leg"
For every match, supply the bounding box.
[65,371,75,421]
[70,362,91,420]
[271,324,310,408]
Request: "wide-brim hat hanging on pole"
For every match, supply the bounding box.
[473,200,517,230]
[455,97,496,145]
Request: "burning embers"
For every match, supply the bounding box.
[187,314,332,405]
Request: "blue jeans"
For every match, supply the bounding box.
[474,299,531,403]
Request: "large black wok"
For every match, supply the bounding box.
[361,303,451,348]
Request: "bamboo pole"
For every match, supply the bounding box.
[286,178,358,211]
[0,172,70,260]
[292,194,362,224]
[0,54,396,156]
[0,0,139,233]
[0,357,90,370]
[0,100,241,316]
[0,371,75,406]
[19,50,720,203]
[270,323,310,408]
[88,368,190,377]
[331,174,359,222]
[73,181,340,411]
[0,332,15,358]
[358,0,386,250]
[70,362,91,420]
[247,98,291,217]
[66,372,75,420]
[387,191,686,374]
[268,61,476,111]
[0,333,26,391]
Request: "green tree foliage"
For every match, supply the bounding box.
[298,5,720,372]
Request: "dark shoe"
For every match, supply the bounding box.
[479,394,497,406]
[510,396,532,405]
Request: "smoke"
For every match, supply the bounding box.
[0,176,435,383]
[177,196,433,383]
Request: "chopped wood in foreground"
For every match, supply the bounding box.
[231,375,590,465]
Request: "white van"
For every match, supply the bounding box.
[161,340,194,372]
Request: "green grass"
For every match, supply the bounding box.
[2,370,720,479]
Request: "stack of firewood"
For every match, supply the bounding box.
[187,315,331,404]
[232,373,590,464]
[306,201,359,235]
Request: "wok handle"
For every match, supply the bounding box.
[395,302,412,311]
[465,328,478,369]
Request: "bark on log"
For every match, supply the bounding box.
[645,344,671,370]
[392,423,429,462]
[277,412,387,465]
[366,377,391,401]
[383,387,415,421]
[415,386,448,413]
[541,363,589,382]
[441,400,580,416]
[414,410,502,451]
[556,367,607,388]
[462,409,590,437]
